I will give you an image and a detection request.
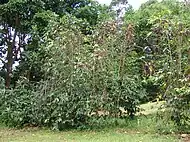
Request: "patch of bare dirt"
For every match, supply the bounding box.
[181,134,190,142]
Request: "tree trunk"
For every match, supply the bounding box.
[5,46,13,88]
[5,14,19,88]
[5,29,17,88]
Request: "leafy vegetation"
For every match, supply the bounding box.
[0,0,189,137]
[124,0,190,130]
[0,110,180,142]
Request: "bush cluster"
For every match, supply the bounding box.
[168,86,190,130]
[0,18,147,129]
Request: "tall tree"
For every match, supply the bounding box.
[0,0,111,88]
[0,0,43,88]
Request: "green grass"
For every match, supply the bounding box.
[0,127,179,142]
[0,102,181,142]
[0,115,180,142]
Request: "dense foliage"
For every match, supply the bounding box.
[0,14,146,129]
[0,0,189,131]
[124,0,190,129]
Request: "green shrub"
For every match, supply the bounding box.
[0,77,5,119]
[0,78,37,127]
[0,16,147,129]
[142,75,164,102]
[168,86,190,131]
[0,76,145,129]
[105,75,146,117]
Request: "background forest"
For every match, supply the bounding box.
[0,0,189,134]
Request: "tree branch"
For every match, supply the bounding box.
[0,58,6,64]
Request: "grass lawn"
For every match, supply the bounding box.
[0,115,181,142]
[0,127,180,142]
[0,102,182,142]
